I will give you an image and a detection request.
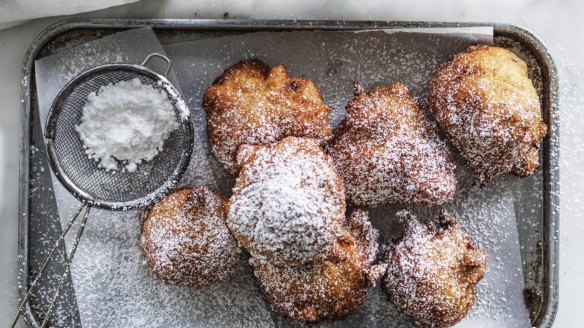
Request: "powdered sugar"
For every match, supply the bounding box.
[156,79,190,120]
[76,77,178,172]
[228,137,345,265]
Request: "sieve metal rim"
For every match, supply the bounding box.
[44,62,194,211]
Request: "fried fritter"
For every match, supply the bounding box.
[382,210,486,328]
[251,210,387,323]
[202,59,333,175]
[141,185,241,288]
[428,44,547,186]
[227,137,346,266]
[328,82,456,207]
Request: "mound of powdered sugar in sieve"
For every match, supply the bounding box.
[76,77,178,172]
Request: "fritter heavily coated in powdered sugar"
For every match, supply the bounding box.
[141,185,241,288]
[227,137,346,266]
[428,44,547,186]
[202,59,333,175]
[328,82,456,207]
[382,211,486,328]
[251,210,387,323]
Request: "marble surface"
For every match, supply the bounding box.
[0,0,582,327]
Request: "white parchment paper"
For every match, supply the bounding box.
[34,26,531,327]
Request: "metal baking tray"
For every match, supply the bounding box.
[18,19,559,328]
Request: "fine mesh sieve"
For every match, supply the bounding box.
[44,53,193,210]
[11,53,194,328]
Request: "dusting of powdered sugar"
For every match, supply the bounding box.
[76,77,178,172]
[228,137,345,266]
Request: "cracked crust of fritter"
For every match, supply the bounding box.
[382,211,486,328]
[251,210,387,323]
[202,59,333,175]
[428,44,547,186]
[328,82,456,207]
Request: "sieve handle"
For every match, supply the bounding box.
[141,53,171,77]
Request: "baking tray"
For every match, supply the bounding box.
[18,19,559,328]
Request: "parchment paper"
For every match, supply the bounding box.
[34,27,531,327]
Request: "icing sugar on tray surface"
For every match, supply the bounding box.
[76,77,178,172]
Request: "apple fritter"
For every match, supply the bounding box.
[428,44,547,186]
[328,82,456,207]
[382,210,486,328]
[141,185,241,288]
[203,59,332,175]
[251,210,387,323]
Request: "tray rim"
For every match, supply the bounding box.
[18,18,560,328]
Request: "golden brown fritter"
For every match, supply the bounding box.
[382,211,486,328]
[202,59,333,175]
[228,137,346,266]
[328,82,456,207]
[428,44,547,186]
[141,185,241,288]
[251,210,387,323]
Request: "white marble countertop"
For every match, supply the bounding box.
[1,0,582,327]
